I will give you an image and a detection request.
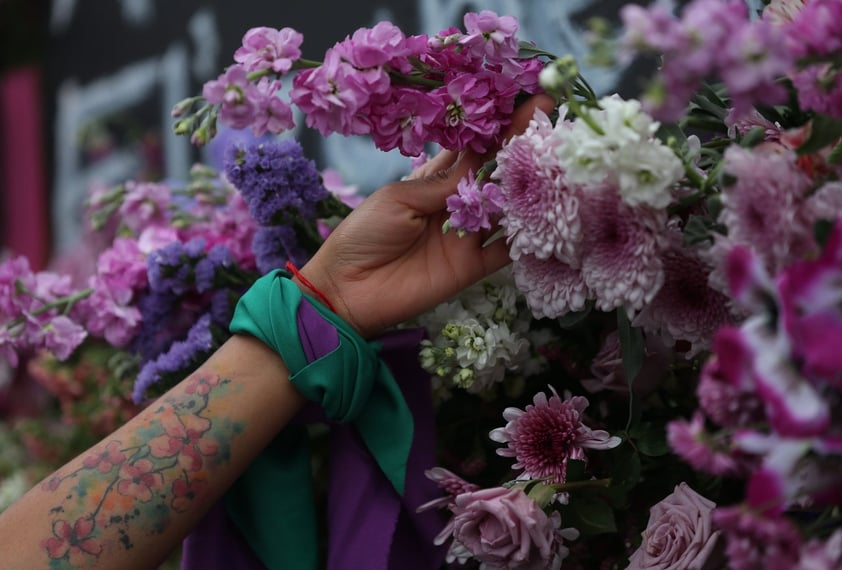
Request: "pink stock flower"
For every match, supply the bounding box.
[234,27,303,74]
[448,486,576,569]
[148,407,219,472]
[490,387,620,483]
[290,49,372,137]
[696,327,765,428]
[627,483,723,570]
[39,316,88,361]
[334,21,423,70]
[250,77,294,137]
[459,10,520,61]
[202,64,258,130]
[512,254,589,320]
[667,413,755,477]
[763,0,806,25]
[94,237,147,304]
[118,181,171,232]
[796,530,842,570]
[78,279,142,348]
[445,170,505,233]
[366,87,442,156]
[713,506,802,570]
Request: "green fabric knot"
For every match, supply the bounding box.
[224,270,414,569]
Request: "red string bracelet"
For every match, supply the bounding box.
[285,261,337,313]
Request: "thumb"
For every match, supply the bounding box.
[397,150,484,215]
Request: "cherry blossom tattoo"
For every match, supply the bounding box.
[38,373,242,568]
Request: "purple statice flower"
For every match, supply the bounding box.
[133,313,215,403]
[428,70,519,153]
[203,64,258,130]
[445,171,505,234]
[184,192,258,271]
[512,254,589,320]
[495,107,583,265]
[713,507,802,570]
[577,185,666,314]
[132,290,179,360]
[147,238,206,295]
[366,88,443,156]
[118,181,172,233]
[252,225,307,273]
[250,77,294,137]
[459,11,520,62]
[290,48,374,137]
[194,244,233,293]
[209,289,235,328]
[489,387,621,483]
[224,139,328,225]
[233,26,303,74]
[633,232,732,356]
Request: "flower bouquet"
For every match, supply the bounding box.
[4,0,842,568]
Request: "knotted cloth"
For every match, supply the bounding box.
[204,270,419,569]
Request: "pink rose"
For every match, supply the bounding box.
[627,483,724,570]
[450,486,570,569]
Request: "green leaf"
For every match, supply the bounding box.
[655,122,687,148]
[683,215,716,246]
[635,423,671,457]
[814,219,835,249]
[517,41,558,60]
[739,126,767,148]
[561,496,617,536]
[565,459,588,482]
[617,310,644,386]
[798,115,842,155]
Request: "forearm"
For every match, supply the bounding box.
[0,334,304,570]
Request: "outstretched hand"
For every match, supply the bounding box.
[298,94,555,338]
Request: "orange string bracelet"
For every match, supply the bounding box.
[285,261,337,313]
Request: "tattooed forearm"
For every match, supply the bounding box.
[38,373,243,568]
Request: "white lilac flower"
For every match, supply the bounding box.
[555,94,683,209]
[495,107,584,265]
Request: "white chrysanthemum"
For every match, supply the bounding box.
[495,107,584,264]
[556,94,682,209]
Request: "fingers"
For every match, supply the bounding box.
[502,93,557,144]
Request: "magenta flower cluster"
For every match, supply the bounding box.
[201,11,542,156]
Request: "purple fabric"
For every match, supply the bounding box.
[181,300,445,569]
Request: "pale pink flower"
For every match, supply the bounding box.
[446,171,505,234]
[234,27,303,74]
[449,486,576,569]
[512,254,589,320]
[762,0,806,25]
[490,387,620,483]
[796,530,842,570]
[627,483,723,570]
[77,278,142,348]
[118,180,171,232]
[578,186,666,314]
[495,107,583,265]
[459,10,519,61]
[250,77,294,137]
[366,88,442,156]
[202,64,258,130]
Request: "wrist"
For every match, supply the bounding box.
[286,262,365,337]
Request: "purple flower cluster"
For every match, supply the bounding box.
[445,171,505,234]
[132,313,215,402]
[204,11,541,156]
[224,139,328,225]
[252,226,307,274]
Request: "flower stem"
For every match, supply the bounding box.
[550,478,612,492]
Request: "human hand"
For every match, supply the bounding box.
[297,94,555,338]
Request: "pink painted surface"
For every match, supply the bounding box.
[0,65,49,269]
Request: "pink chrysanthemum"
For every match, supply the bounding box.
[512,254,589,319]
[495,108,583,265]
[578,185,666,314]
[633,234,732,355]
[489,387,620,483]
